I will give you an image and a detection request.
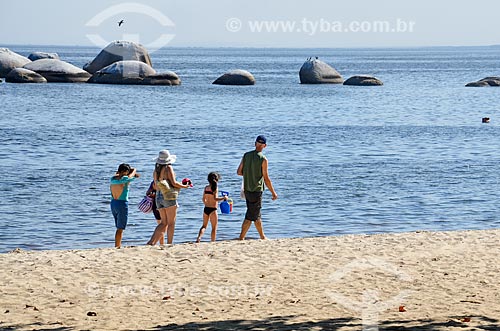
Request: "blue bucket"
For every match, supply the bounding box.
[220,200,230,214]
[220,191,230,214]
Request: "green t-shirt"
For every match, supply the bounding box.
[242,150,266,192]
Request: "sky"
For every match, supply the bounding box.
[1,0,499,48]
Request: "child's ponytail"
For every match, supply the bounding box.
[207,172,220,194]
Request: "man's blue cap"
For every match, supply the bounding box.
[256,135,267,144]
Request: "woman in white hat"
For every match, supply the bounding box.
[147,150,191,245]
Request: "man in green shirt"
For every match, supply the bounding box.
[237,135,278,240]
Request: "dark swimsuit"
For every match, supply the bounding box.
[204,206,217,216]
[204,188,217,216]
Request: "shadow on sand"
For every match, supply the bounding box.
[141,314,499,331]
[1,315,498,330]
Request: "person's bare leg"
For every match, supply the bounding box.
[197,213,209,243]
[210,213,218,242]
[156,219,165,245]
[147,222,167,245]
[147,209,168,245]
[239,219,252,240]
[254,219,267,240]
[166,206,178,244]
[115,229,124,248]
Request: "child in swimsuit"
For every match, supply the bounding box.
[110,163,140,248]
[196,172,228,243]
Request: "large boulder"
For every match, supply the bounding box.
[343,75,383,86]
[84,41,152,74]
[299,57,343,84]
[466,76,500,87]
[88,60,180,85]
[5,68,47,83]
[0,48,31,78]
[24,59,91,83]
[212,69,255,85]
[28,52,60,61]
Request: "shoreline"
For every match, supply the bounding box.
[3,227,498,255]
[1,228,499,330]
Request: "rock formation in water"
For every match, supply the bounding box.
[83,40,152,74]
[142,71,181,86]
[465,77,500,87]
[299,57,343,84]
[5,68,47,83]
[343,75,383,86]
[23,59,91,83]
[212,69,255,85]
[88,60,180,85]
[28,52,60,61]
[0,48,31,78]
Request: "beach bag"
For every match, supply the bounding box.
[156,179,179,201]
[138,196,153,213]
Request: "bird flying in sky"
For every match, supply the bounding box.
[118,19,124,27]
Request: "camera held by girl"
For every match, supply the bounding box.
[196,172,228,243]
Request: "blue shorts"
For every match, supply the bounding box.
[111,199,128,229]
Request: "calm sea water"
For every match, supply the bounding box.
[1,45,500,252]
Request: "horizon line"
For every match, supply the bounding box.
[2,42,500,50]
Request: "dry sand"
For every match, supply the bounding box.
[1,229,499,330]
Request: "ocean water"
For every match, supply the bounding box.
[1,45,500,253]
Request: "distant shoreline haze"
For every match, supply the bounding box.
[2,43,500,50]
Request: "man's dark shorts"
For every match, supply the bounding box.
[244,191,263,221]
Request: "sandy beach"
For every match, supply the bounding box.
[1,229,499,330]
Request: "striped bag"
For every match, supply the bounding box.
[138,196,153,213]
